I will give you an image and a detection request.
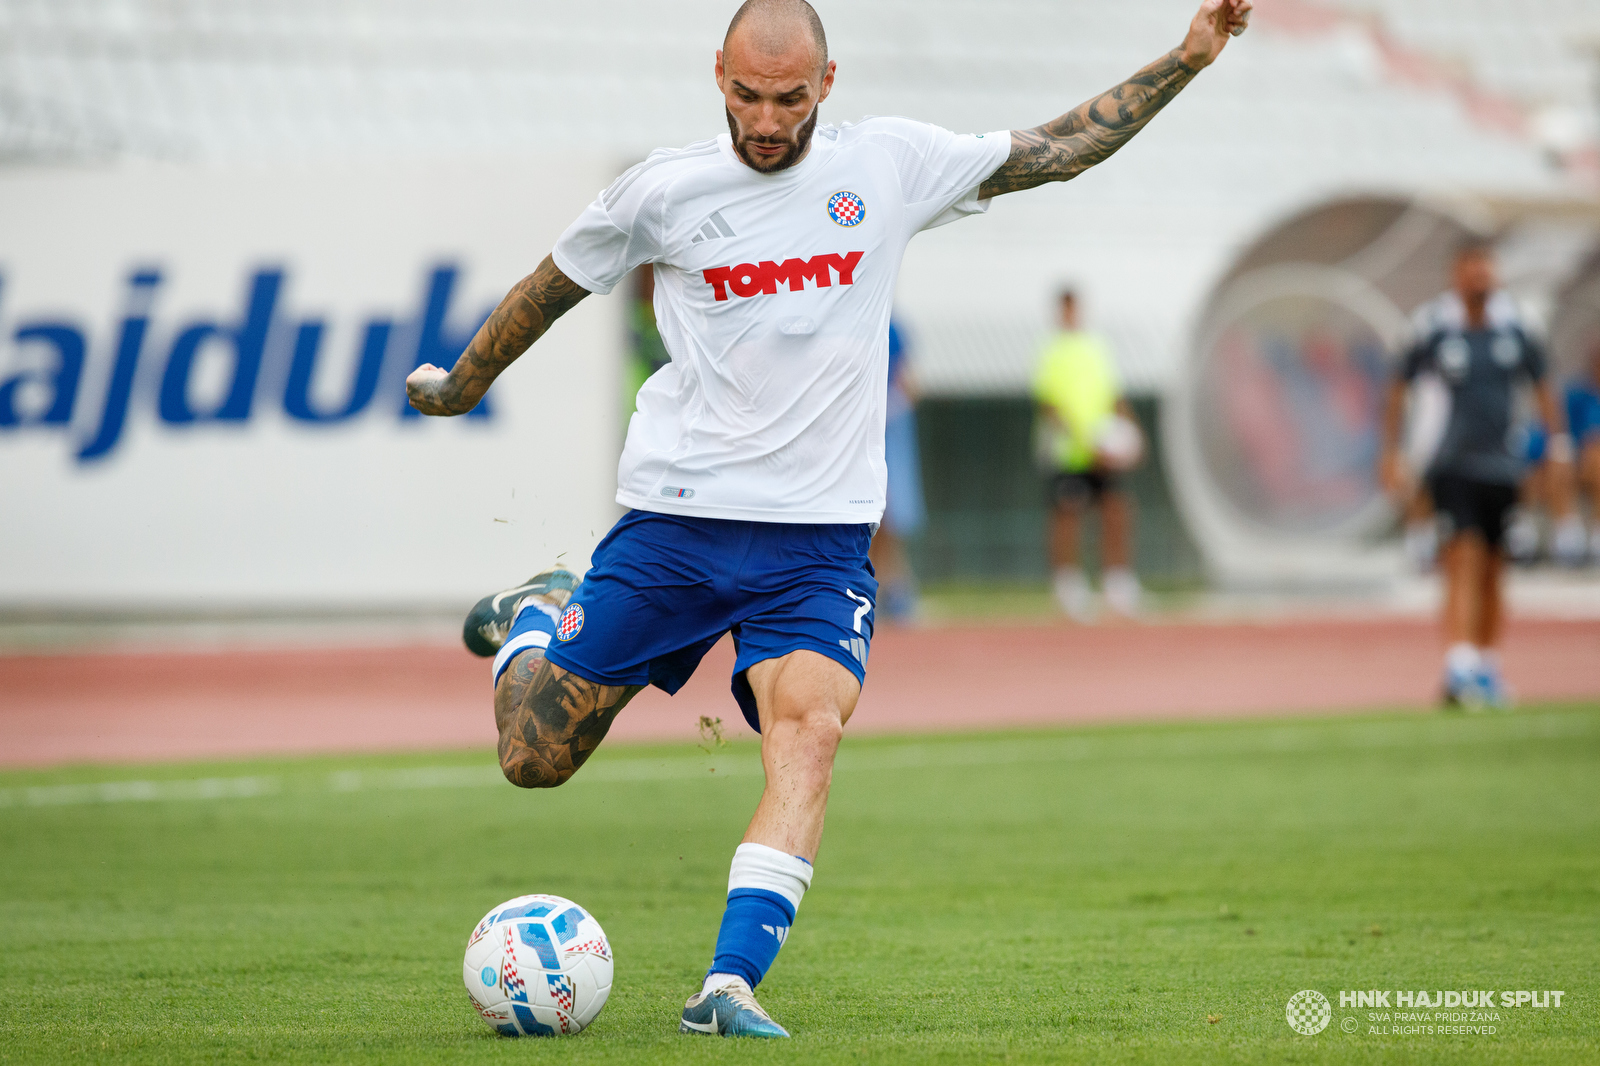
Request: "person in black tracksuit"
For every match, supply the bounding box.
[1380,242,1575,708]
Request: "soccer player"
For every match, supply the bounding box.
[1381,242,1575,708]
[1034,288,1143,621]
[407,0,1252,1037]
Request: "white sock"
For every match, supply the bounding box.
[1445,642,1480,675]
[703,972,751,996]
[727,841,813,907]
[1103,567,1141,614]
[1053,567,1094,620]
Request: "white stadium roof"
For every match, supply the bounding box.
[2,0,1596,392]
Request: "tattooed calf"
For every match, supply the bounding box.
[494,652,643,788]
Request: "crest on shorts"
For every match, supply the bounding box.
[556,604,584,641]
[827,190,866,227]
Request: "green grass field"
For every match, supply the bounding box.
[2,706,1597,1065]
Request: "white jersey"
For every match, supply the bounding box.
[552,117,1009,524]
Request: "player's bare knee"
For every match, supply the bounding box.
[803,705,845,746]
[776,707,843,767]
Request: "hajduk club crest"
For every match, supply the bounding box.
[556,604,584,641]
[827,191,866,227]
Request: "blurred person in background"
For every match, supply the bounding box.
[1406,283,1584,568]
[1381,241,1575,708]
[869,316,925,622]
[1033,289,1144,622]
[1565,340,1600,561]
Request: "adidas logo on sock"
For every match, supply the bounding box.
[761,924,789,944]
[690,210,737,244]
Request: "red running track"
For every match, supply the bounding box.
[2,619,1597,768]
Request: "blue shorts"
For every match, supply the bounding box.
[543,510,878,733]
[1521,425,1547,464]
[1570,385,1600,445]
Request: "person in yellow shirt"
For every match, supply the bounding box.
[1033,290,1144,621]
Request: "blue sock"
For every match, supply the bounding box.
[706,843,813,991]
[710,889,794,990]
[491,601,560,685]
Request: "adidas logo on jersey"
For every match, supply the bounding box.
[702,252,864,302]
[690,210,738,244]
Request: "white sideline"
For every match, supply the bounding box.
[0,712,1590,810]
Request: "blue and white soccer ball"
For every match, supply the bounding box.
[463,894,613,1036]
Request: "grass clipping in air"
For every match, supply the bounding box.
[1,706,1596,1064]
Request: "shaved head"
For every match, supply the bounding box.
[716,0,835,174]
[725,0,828,74]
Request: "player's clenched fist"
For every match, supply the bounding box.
[406,363,454,416]
[1182,0,1251,68]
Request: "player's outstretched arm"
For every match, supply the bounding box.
[405,254,590,416]
[978,0,1251,199]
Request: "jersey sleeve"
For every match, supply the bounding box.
[854,117,1011,233]
[1399,334,1436,382]
[551,161,669,295]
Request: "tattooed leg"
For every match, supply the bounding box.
[493,649,643,788]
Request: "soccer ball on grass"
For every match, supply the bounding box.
[463,894,613,1036]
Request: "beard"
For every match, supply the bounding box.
[726,105,820,174]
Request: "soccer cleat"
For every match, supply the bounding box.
[462,566,581,657]
[678,977,790,1038]
[1473,659,1514,712]
[1441,664,1485,711]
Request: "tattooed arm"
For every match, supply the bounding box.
[979,0,1251,199]
[406,254,590,416]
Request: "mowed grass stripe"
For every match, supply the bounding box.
[1,706,1596,1065]
[3,707,1594,808]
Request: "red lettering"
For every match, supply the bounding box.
[757,262,795,294]
[728,263,768,298]
[704,252,863,299]
[824,251,864,286]
[702,266,733,302]
[769,256,832,292]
